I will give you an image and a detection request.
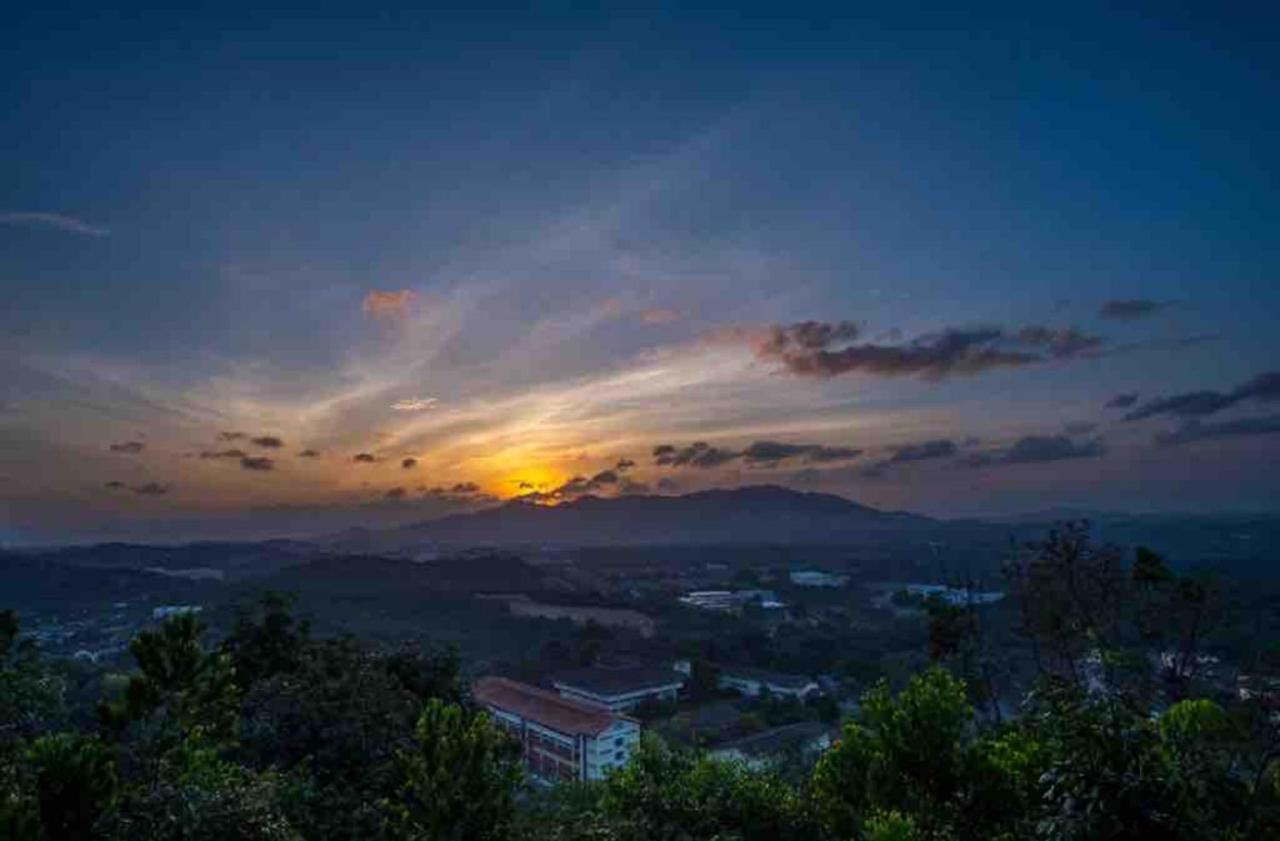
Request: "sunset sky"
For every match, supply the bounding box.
[3,4,1278,543]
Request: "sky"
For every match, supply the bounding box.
[2,3,1279,543]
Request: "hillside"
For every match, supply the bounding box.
[328,485,940,551]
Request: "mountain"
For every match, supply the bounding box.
[328,485,942,550]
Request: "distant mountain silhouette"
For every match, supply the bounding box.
[329,485,937,549]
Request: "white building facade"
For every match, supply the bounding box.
[473,677,640,783]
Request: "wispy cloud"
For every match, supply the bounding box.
[1124,371,1280,421]
[1098,299,1172,321]
[362,289,416,319]
[391,397,438,412]
[963,434,1105,467]
[752,321,1106,380]
[1154,415,1280,447]
[0,211,109,237]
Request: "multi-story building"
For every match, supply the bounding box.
[472,677,640,783]
[552,666,685,712]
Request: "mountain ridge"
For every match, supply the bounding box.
[328,483,938,550]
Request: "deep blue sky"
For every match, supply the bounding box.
[3,3,1278,542]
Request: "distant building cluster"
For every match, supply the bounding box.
[903,584,1004,606]
[678,589,785,611]
[151,605,203,620]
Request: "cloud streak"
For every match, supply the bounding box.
[1098,299,1172,321]
[0,211,109,237]
[1124,371,1280,421]
[860,438,958,478]
[362,289,416,319]
[1154,415,1280,446]
[391,397,438,412]
[964,434,1105,468]
[753,321,1105,380]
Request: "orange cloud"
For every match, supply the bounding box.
[640,308,681,325]
[361,289,416,319]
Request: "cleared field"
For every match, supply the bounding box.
[480,594,656,636]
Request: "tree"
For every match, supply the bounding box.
[99,614,238,746]
[0,610,64,742]
[812,667,1041,841]
[1026,683,1274,840]
[26,732,119,841]
[385,699,521,841]
[222,592,310,688]
[103,732,300,841]
[596,735,816,841]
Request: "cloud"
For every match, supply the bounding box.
[219,431,247,441]
[548,469,621,499]
[860,438,958,478]
[108,440,145,454]
[1063,422,1098,435]
[1015,325,1106,359]
[619,479,650,495]
[362,289,416,319]
[740,440,862,465]
[1124,371,1280,421]
[639,308,681,325]
[240,456,274,471]
[1105,393,1139,409]
[250,435,284,448]
[1098,299,1172,321]
[401,457,418,469]
[0,211,109,237]
[298,449,321,458]
[385,486,407,500]
[615,458,636,471]
[752,320,1110,380]
[653,441,739,468]
[200,448,247,460]
[353,453,377,463]
[757,323,1037,380]
[420,482,495,505]
[391,397,438,412]
[1154,415,1280,447]
[656,477,681,493]
[965,435,1106,467]
[106,480,172,496]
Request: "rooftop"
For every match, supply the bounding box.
[720,665,816,690]
[553,665,685,697]
[473,676,627,737]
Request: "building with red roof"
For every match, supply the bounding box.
[473,676,640,783]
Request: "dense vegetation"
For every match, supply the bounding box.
[3,528,1279,840]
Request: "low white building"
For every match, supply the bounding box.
[678,590,784,611]
[553,666,685,713]
[904,584,1004,606]
[473,677,640,783]
[718,666,820,700]
[152,605,202,620]
[790,570,849,588]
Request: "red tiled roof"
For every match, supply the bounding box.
[473,676,626,737]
